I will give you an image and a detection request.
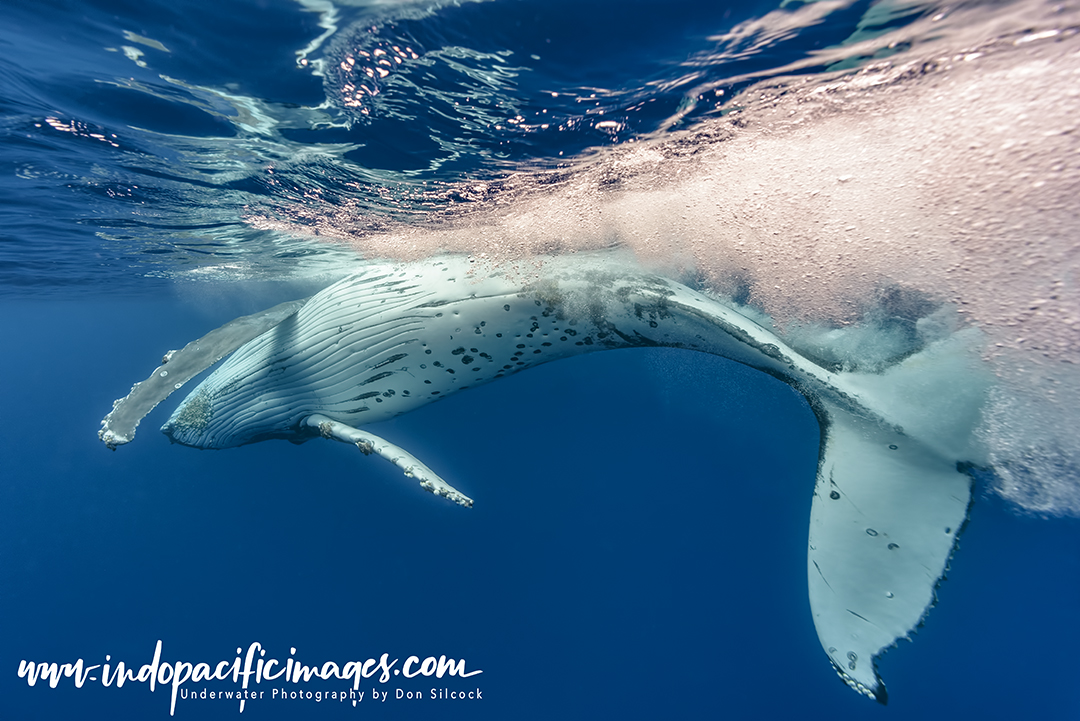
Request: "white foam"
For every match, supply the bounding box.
[252,0,1080,514]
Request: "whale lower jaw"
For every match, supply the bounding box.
[99,299,308,450]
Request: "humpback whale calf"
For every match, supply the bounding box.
[100,252,989,703]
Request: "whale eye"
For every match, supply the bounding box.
[829,491,840,500]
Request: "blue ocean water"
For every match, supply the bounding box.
[2,0,1079,719]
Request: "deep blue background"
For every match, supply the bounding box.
[1,293,1078,720]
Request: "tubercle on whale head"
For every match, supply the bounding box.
[160,387,216,448]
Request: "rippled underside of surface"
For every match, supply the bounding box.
[1,0,1078,514]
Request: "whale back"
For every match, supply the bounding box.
[162,253,841,449]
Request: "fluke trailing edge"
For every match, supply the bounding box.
[100,252,991,703]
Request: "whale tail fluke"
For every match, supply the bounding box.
[805,329,988,702]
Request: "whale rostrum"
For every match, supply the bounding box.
[100,252,990,703]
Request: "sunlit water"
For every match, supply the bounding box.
[4,0,1077,516]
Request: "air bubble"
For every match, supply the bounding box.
[888,542,899,550]
[866,528,878,536]
[886,591,894,598]
[889,444,898,450]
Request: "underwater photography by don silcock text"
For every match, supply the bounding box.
[1,0,1079,719]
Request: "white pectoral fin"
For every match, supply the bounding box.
[306,414,474,508]
[807,402,972,703]
[99,299,307,448]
